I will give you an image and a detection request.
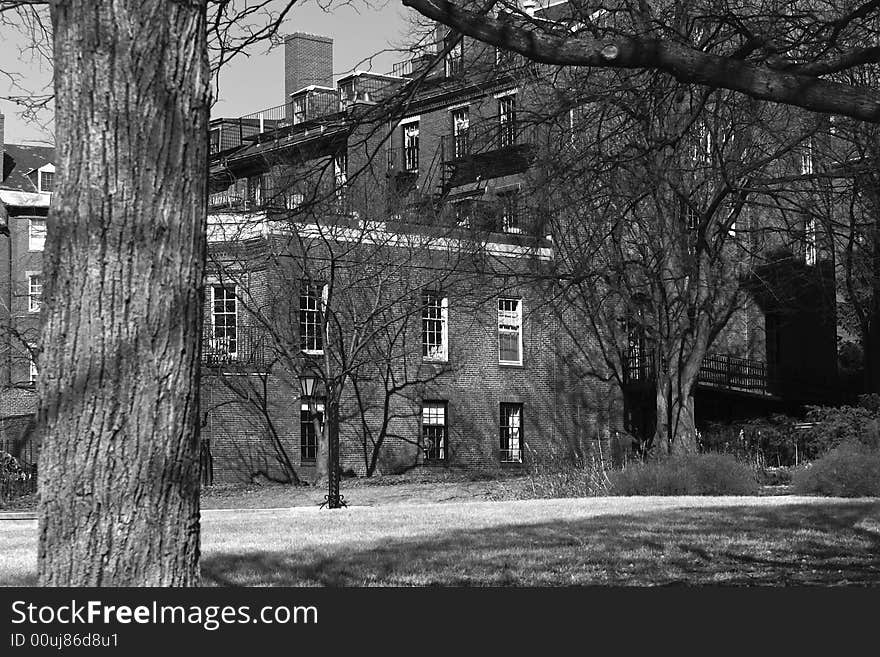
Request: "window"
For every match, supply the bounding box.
[452,200,471,228]
[422,402,448,460]
[300,281,325,353]
[39,170,54,193]
[801,139,814,175]
[300,400,324,462]
[292,97,306,124]
[28,343,38,384]
[451,108,469,158]
[500,403,523,463]
[334,151,348,210]
[27,273,42,313]
[422,292,448,361]
[805,217,818,265]
[498,298,523,365]
[209,128,221,155]
[210,284,237,357]
[287,192,305,210]
[403,123,419,172]
[245,175,265,208]
[498,94,517,148]
[28,218,46,251]
[693,124,712,164]
[444,34,463,77]
[499,190,522,234]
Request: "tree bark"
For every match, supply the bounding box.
[38,0,210,586]
[653,370,699,456]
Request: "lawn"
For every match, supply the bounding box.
[2,496,878,586]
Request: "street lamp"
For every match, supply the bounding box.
[299,375,345,509]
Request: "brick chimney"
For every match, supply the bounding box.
[284,33,333,99]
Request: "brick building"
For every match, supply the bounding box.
[204,8,840,481]
[0,4,842,483]
[0,111,52,459]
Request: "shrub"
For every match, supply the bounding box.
[802,395,880,453]
[702,416,804,467]
[791,443,880,497]
[514,447,611,499]
[608,453,759,496]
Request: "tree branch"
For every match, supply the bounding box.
[401,0,880,123]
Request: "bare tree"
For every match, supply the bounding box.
[525,63,809,453]
[402,0,880,123]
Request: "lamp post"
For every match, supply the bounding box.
[300,375,345,509]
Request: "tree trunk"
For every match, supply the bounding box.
[654,374,698,456]
[37,0,209,586]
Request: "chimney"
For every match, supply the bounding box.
[284,33,333,99]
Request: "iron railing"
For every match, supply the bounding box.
[387,146,420,173]
[624,349,771,395]
[0,438,37,503]
[213,94,343,154]
[440,121,536,162]
[202,325,268,369]
[499,447,523,463]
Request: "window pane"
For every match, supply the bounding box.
[300,402,324,462]
[211,285,237,354]
[422,293,447,360]
[500,403,523,462]
[300,281,324,352]
[498,298,521,363]
[422,402,447,460]
[29,219,46,251]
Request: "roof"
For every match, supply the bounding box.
[1,143,55,193]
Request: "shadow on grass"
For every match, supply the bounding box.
[201,501,880,586]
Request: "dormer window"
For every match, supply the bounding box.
[39,170,54,193]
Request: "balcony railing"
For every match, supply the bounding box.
[213,95,343,154]
[387,146,420,174]
[624,349,771,396]
[202,326,268,369]
[441,121,536,162]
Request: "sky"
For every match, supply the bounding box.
[0,1,413,146]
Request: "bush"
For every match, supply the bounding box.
[518,448,611,499]
[702,416,804,467]
[791,443,880,497]
[802,395,880,453]
[608,453,759,496]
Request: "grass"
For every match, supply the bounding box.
[2,496,878,586]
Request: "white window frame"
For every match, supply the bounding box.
[498,297,523,365]
[28,343,38,384]
[422,293,448,362]
[444,35,463,77]
[498,94,517,148]
[499,188,522,234]
[39,170,55,193]
[28,218,46,252]
[300,400,324,462]
[805,217,818,266]
[403,122,419,172]
[500,402,523,463]
[801,139,814,176]
[421,401,448,460]
[26,272,42,313]
[451,107,469,159]
[210,283,238,358]
[300,281,327,355]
